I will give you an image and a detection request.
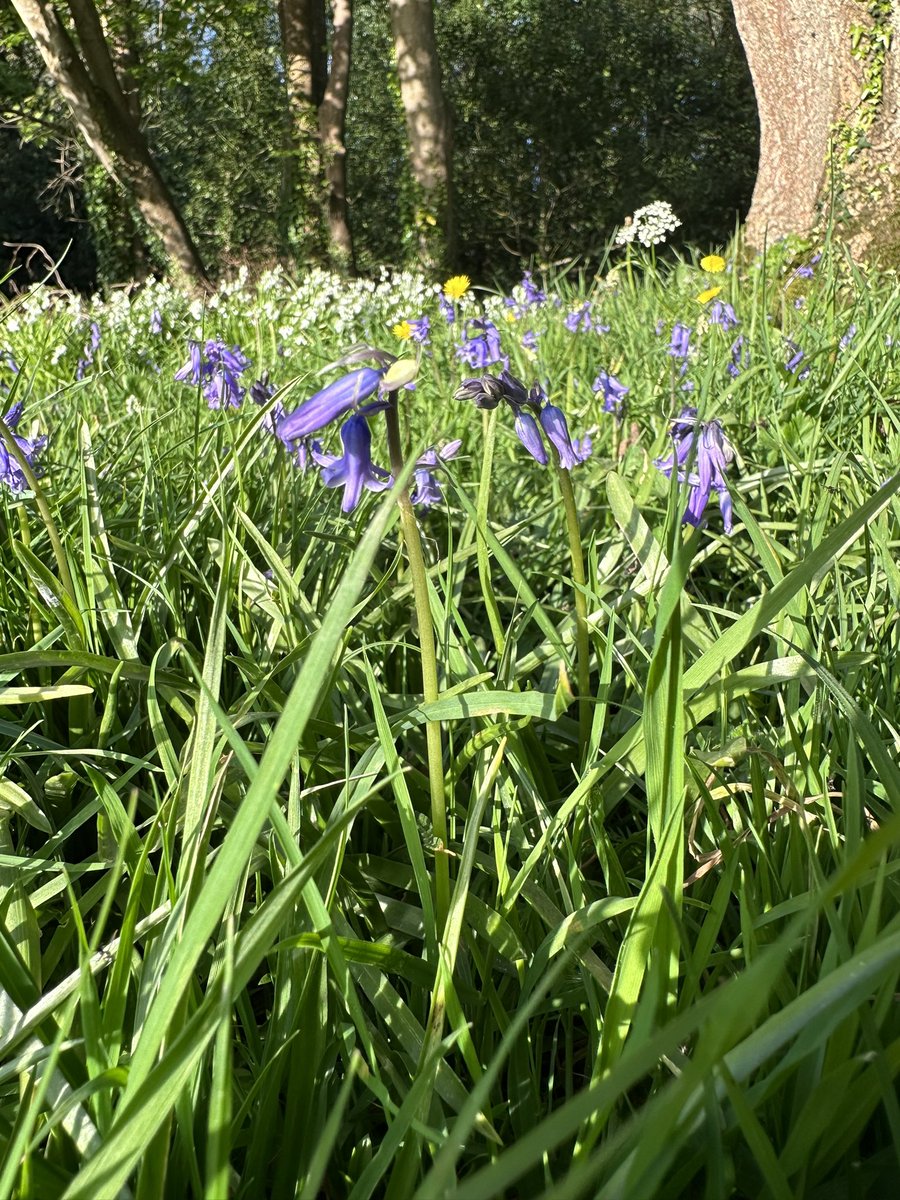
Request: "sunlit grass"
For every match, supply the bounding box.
[0,241,899,1198]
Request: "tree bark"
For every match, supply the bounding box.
[279,0,354,269]
[388,0,454,272]
[10,0,209,286]
[318,0,354,270]
[732,0,900,263]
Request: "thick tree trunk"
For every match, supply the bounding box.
[733,0,900,263]
[11,0,209,286]
[388,0,454,271]
[279,0,354,269]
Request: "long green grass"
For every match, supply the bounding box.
[0,242,899,1198]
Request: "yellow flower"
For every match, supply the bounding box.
[697,286,723,304]
[443,274,471,301]
[700,254,726,274]
[392,320,412,341]
[504,310,517,323]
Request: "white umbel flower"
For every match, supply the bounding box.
[615,201,682,248]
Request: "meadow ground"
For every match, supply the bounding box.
[0,239,899,1198]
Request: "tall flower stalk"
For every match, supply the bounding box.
[557,464,591,750]
[382,399,451,932]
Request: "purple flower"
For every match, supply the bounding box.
[89,322,101,354]
[454,375,505,409]
[514,410,548,465]
[668,324,692,359]
[728,335,749,379]
[0,403,47,492]
[785,340,809,379]
[654,409,734,534]
[203,367,245,409]
[592,370,629,415]
[708,301,739,332]
[839,324,857,350]
[411,439,461,508]
[565,302,608,334]
[439,295,456,324]
[521,330,539,351]
[175,341,204,385]
[456,319,506,371]
[150,308,163,335]
[278,366,385,443]
[408,317,431,345]
[539,404,590,469]
[311,413,392,512]
[521,271,546,307]
[250,373,275,406]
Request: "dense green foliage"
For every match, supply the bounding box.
[0,0,758,289]
[0,240,899,1195]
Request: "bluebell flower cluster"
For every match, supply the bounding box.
[785,340,810,380]
[175,338,253,408]
[728,335,750,379]
[565,302,609,334]
[411,440,462,508]
[455,370,590,470]
[654,406,735,533]
[456,318,507,371]
[592,370,629,416]
[708,300,739,332]
[0,402,47,493]
[76,322,101,380]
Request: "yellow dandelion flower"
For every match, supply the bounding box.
[443,274,471,301]
[697,286,723,304]
[700,254,726,274]
[504,310,517,323]
[392,320,412,341]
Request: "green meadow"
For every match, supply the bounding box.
[1,240,899,1198]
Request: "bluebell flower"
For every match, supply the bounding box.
[521,271,546,307]
[709,301,739,332]
[411,439,461,508]
[175,341,204,385]
[408,317,431,345]
[654,407,734,533]
[311,413,392,512]
[249,372,275,406]
[89,322,101,354]
[439,295,456,324]
[565,302,608,334]
[278,366,386,443]
[728,335,749,379]
[454,375,506,409]
[456,318,506,370]
[521,330,539,351]
[592,370,629,415]
[668,324,692,359]
[785,340,810,379]
[515,410,549,464]
[839,324,857,350]
[150,308,163,335]
[539,404,591,469]
[498,369,531,409]
[0,403,47,492]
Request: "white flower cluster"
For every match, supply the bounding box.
[615,201,682,248]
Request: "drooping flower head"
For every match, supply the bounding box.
[654,407,735,534]
[277,365,386,444]
[456,318,506,371]
[564,302,609,334]
[0,403,47,493]
[785,340,810,380]
[708,300,739,332]
[411,440,462,508]
[311,413,392,513]
[668,324,692,359]
[592,369,629,416]
[539,404,591,470]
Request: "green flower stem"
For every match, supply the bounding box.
[0,418,76,605]
[558,464,591,750]
[476,408,506,657]
[384,403,450,933]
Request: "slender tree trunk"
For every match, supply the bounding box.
[11,0,209,286]
[732,0,900,263]
[279,0,354,269]
[388,0,454,272]
[318,0,354,270]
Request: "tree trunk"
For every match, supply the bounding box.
[10,0,209,286]
[279,0,354,269]
[388,0,454,272]
[318,0,354,270]
[733,0,900,263]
